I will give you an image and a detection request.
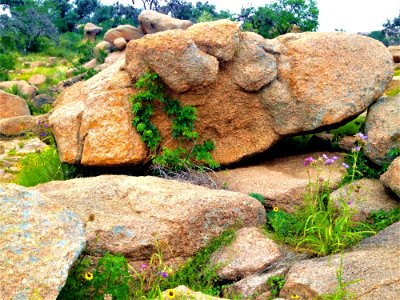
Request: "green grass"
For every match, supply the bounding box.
[386,86,400,96]
[394,69,400,77]
[14,145,77,187]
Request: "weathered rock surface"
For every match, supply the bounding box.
[388,45,400,63]
[0,114,47,136]
[126,29,219,93]
[139,10,192,34]
[216,152,345,212]
[50,58,147,165]
[83,58,97,69]
[104,51,125,66]
[33,93,54,108]
[0,184,85,299]
[30,61,43,68]
[187,20,240,62]
[84,22,103,42]
[162,285,228,300]
[28,74,46,85]
[330,178,399,222]
[262,32,393,135]
[365,95,400,165]
[0,80,37,99]
[211,227,281,280]
[280,222,400,299]
[34,175,265,260]
[233,32,278,91]
[0,90,30,119]
[94,40,113,55]
[104,24,143,43]
[381,157,400,198]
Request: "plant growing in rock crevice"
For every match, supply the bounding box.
[130,71,219,171]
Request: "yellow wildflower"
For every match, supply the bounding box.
[166,289,176,299]
[84,272,93,281]
[273,206,279,212]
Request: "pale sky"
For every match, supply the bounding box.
[102,0,400,33]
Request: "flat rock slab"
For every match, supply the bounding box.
[216,152,345,212]
[211,227,281,280]
[33,175,265,260]
[330,178,399,222]
[162,285,228,299]
[0,184,85,299]
[280,222,400,299]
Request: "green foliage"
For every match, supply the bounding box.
[328,115,365,142]
[386,86,400,97]
[366,208,400,232]
[0,53,16,81]
[239,0,319,38]
[248,193,266,205]
[394,69,400,77]
[14,145,77,187]
[267,275,285,298]
[95,48,108,64]
[160,227,237,295]
[266,155,374,256]
[382,12,400,46]
[131,71,219,171]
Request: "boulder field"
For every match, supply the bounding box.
[49,20,393,167]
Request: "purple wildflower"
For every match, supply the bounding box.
[303,156,314,166]
[159,271,168,278]
[37,120,41,125]
[44,124,49,129]
[39,132,47,137]
[356,132,368,141]
[325,158,334,165]
[347,201,353,205]
[332,155,339,161]
[140,263,148,270]
[353,146,361,152]
[322,154,328,160]
[342,163,350,169]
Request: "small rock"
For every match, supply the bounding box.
[30,61,44,68]
[47,56,57,66]
[338,135,357,152]
[104,24,143,44]
[365,95,400,165]
[83,58,97,69]
[380,157,400,198]
[211,227,282,280]
[59,59,67,66]
[113,37,127,50]
[162,285,228,299]
[0,90,30,120]
[33,94,54,108]
[94,40,113,55]
[0,80,37,99]
[28,74,47,86]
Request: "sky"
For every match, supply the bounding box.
[102,0,400,33]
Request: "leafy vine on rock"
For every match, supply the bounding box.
[130,71,219,171]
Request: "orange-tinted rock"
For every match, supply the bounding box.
[34,175,265,260]
[138,10,192,34]
[365,95,400,165]
[261,32,393,135]
[0,90,30,119]
[104,24,143,43]
[0,80,37,99]
[28,74,46,86]
[49,58,147,166]
[187,20,240,62]
[83,22,102,42]
[126,29,219,93]
[388,45,400,63]
[113,37,127,50]
[0,115,47,136]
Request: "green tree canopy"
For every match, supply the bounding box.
[239,0,319,39]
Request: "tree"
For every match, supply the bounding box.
[75,0,100,21]
[240,0,319,39]
[382,12,400,46]
[0,0,24,10]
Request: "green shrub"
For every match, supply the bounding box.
[248,193,266,205]
[267,275,285,298]
[14,145,77,187]
[0,53,17,81]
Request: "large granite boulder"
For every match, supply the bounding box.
[0,90,30,119]
[104,24,144,44]
[280,222,400,299]
[138,10,192,34]
[33,175,265,260]
[0,184,85,299]
[365,95,400,165]
[380,157,400,198]
[50,20,393,167]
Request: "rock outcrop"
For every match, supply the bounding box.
[380,157,400,198]
[365,95,400,165]
[33,175,265,260]
[0,90,30,119]
[388,45,400,63]
[104,24,144,44]
[28,74,46,86]
[0,184,85,299]
[50,20,393,167]
[280,222,400,299]
[138,10,192,34]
